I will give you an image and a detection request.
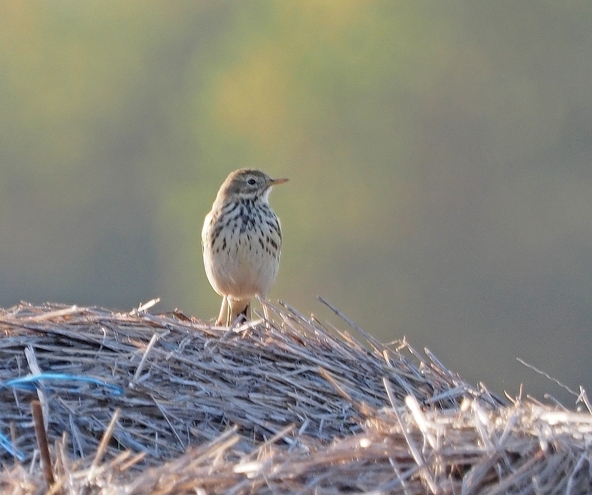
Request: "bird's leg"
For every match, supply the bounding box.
[255,295,271,328]
[228,299,250,326]
[256,295,271,329]
[240,303,251,322]
[216,297,228,326]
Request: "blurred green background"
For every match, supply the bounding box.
[2,1,591,404]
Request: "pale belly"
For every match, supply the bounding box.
[203,218,281,301]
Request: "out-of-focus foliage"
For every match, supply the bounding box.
[1,1,592,403]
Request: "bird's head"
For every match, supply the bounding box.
[217,169,288,203]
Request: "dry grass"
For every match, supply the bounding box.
[0,299,589,494]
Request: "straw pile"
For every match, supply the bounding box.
[0,299,590,494]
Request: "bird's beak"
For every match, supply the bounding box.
[269,177,289,186]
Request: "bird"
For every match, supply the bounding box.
[201,168,288,326]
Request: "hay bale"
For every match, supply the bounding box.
[0,300,589,494]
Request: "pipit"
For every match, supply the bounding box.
[202,169,288,325]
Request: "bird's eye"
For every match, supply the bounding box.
[247,178,257,186]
